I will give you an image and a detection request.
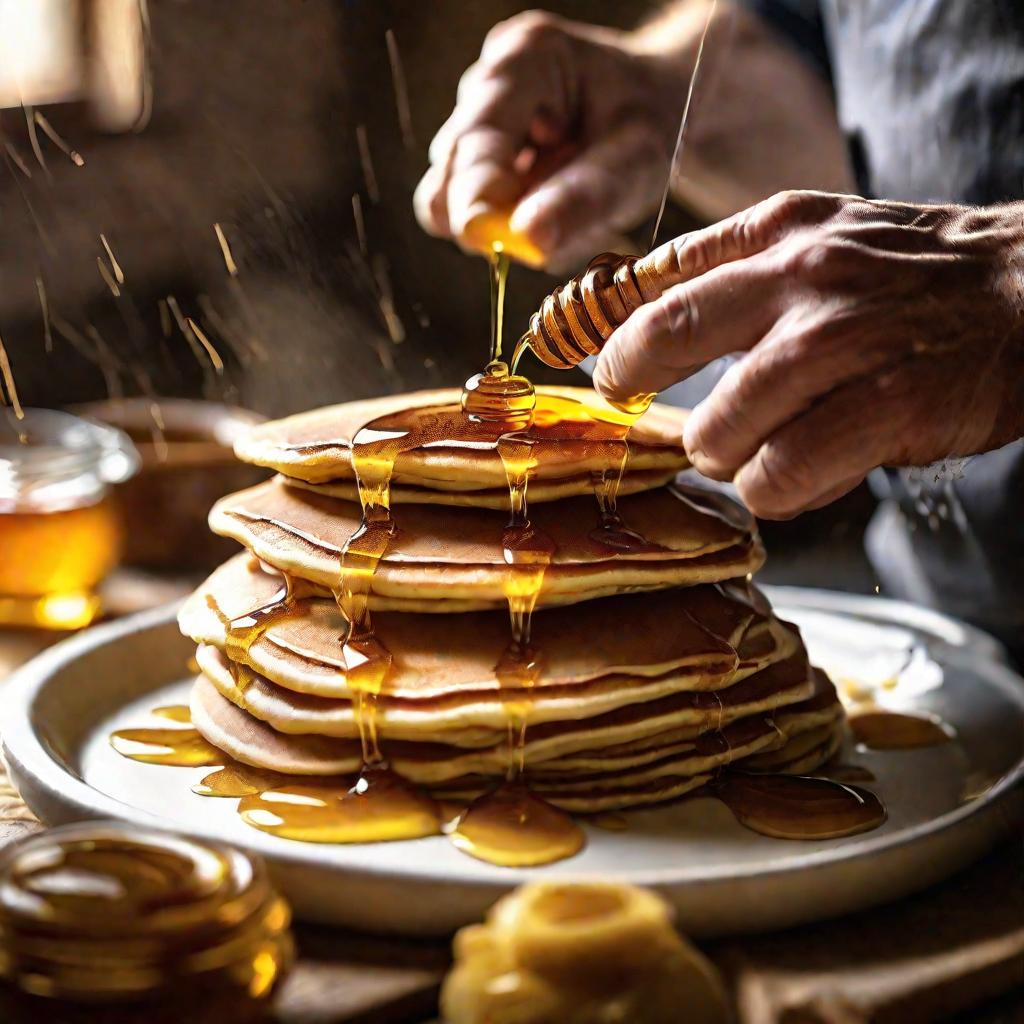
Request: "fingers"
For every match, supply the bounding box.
[414,13,573,246]
[413,160,454,240]
[593,255,779,406]
[682,306,902,481]
[508,120,668,258]
[635,189,844,300]
[733,376,909,519]
[445,126,528,239]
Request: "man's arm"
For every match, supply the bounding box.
[631,0,854,221]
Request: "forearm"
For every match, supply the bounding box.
[627,1,855,220]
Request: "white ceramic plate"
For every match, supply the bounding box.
[4,588,1023,937]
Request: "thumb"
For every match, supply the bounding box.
[593,256,777,405]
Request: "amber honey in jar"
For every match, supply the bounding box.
[0,822,294,1023]
[0,409,138,629]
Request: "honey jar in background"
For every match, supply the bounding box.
[0,409,138,630]
[0,821,294,1024]
[74,398,268,572]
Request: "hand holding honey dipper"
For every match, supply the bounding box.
[417,6,1024,526]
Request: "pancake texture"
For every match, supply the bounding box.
[175,386,843,815]
[208,477,765,610]
[234,387,690,496]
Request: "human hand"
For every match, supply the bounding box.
[593,190,1024,518]
[414,11,693,272]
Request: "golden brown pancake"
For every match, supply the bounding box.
[180,556,798,741]
[175,386,845,818]
[180,554,779,699]
[208,478,764,610]
[233,387,690,494]
[195,643,816,761]
[188,671,842,809]
[287,468,679,510]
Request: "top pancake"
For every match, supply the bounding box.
[233,387,690,499]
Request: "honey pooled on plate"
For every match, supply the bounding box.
[711,771,887,840]
[441,880,729,1024]
[849,709,954,750]
[0,822,293,1023]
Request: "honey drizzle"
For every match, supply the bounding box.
[489,244,509,364]
[849,710,954,750]
[450,395,584,865]
[204,578,301,700]
[313,410,447,840]
[493,430,553,781]
[711,772,886,840]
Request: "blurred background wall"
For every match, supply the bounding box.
[0,0,687,419]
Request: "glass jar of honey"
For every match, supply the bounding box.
[0,822,294,1024]
[0,409,138,629]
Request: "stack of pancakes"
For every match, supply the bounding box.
[179,387,844,813]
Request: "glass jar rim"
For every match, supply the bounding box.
[0,408,139,509]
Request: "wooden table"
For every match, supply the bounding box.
[2,611,1022,1023]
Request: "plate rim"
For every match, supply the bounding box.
[3,589,1023,890]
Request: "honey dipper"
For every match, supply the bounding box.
[521,248,690,371]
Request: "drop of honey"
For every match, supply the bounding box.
[848,710,954,750]
[193,763,282,797]
[152,704,192,723]
[712,772,886,840]
[449,783,585,867]
[605,392,656,417]
[238,764,442,844]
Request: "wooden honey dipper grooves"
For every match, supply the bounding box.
[525,246,693,370]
